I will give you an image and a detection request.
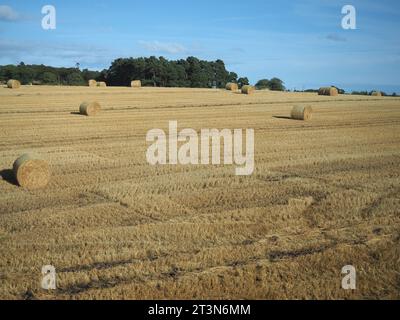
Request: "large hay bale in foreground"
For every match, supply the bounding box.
[371,91,382,97]
[97,82,107,87]
[291,106,313,121]
[318,87,338,96]
[131,80,141,88]
[88,80,97,87]
[241,85,255,95]
[7,80,21,89]
[79,101,101,116]
[226,82,238,91]
[13,154,51,190]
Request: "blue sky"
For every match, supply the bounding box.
[0,0,399,93]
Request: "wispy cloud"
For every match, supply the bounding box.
[0,5,20,22]
[231,47,246,53]
[0,39,113,69]
[326,33,347,42]
[139,40,188,54]
[213,16,257,22]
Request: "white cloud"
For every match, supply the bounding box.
[139,40,188,54]
[0,5,19,21]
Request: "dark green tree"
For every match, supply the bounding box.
[255,79,270,90]
[81,69,101,82]
[41,72,58,84]
[66,72,85,86]
[268,78,285,91]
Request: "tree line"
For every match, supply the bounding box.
[102,56,241,88]
[0,57,286,91]
[0,62,100,86]
[349,90,397,97]
[303,88,397,96]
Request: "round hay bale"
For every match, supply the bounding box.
[79,101,101,116]
[131,80,142,88]
[97,82,107,87]
[291,106,313,121]
[7,79,21,89]
[88,80,97,87]
[13,154,51,190]
[241,85,255,95]
[318,87,338,96]
[371,91,382,97]
[225,82,238,91]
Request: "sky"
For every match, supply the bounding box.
[0,0,399,93]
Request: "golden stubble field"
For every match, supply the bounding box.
[0,85,399,300]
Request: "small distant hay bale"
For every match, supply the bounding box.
[225,82,238,91]
[97,82,107,87]
[131,80,141,88]
[288,197,314,208]
[241,85,255,95]
[13,154,51,190]
[7,79,21,89]
[88,80,97,87]
[291,106,313,121]
[79,101,101,116]
[318,87,338,96]
[371,91,382,97]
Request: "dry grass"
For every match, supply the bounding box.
[0,86,399,300]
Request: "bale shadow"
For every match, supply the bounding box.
[273,116,292,120]
[0,169,18,186]
[70,112,82,116]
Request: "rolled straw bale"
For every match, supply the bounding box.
[97,82,107,87]
[13,154,51,190]
[88,79,97,87]
[7,79,21,89]
[371,91,382,97]
[288,197,314,208]
[318,87,338,96]
[131,80,141,88]
[79,101,101,116]
[225,82,238,91]
[241,85,255,95]
[291,105,313,121]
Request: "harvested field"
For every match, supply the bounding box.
[0,86,399,300]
